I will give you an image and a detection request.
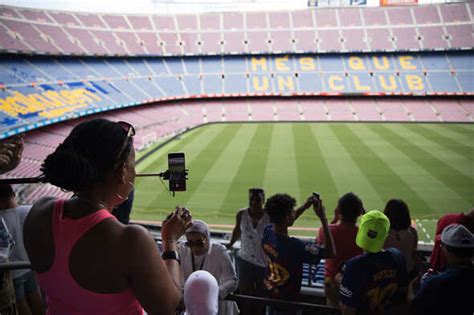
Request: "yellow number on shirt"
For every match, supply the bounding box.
[367,283,397,312]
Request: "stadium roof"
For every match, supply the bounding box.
[0,0,309,14]
[0,0,464,14]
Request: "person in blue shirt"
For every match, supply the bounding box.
[408,224,474,315]
[339,210,408,315]
[261,193,335,315]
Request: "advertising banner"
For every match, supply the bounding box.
[380,0,418,6]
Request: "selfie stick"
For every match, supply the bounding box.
[0,176,46,185]
[0,173,169,185]
[136,171,169,179]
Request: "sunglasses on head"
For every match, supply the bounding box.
[116,121,136,163]
[185,239,206,247]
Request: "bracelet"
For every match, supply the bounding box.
[162,250,180,263]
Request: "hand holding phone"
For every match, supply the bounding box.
[162,206,192,242]
[312,192,327,220]
[312,192,320,203]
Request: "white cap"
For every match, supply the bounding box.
[441,224,474,248]
[184,270,219,315]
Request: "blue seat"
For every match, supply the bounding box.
[165,58,185,75]
[224,74,247,95]
[223,56,247,74]
[182,75,202,96]
[456,72,474,93]
[182,57,201,75]
[203,75,223,95]
[146,59,169,76]
[202,57,223,74]
[428,72,460,93]
[155,77,185,97]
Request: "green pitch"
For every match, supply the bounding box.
[132,122,474,242]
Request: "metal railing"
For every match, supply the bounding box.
[227,293,340,315]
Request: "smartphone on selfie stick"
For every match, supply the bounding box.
[136,152,188,196]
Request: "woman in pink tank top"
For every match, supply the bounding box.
[23,119,193,315]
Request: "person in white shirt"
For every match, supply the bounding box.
[226,188,268,315]
[179,220,238,315]
[0,184,44,315]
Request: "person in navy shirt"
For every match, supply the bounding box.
[339,210,408,315]
[261,193,335,314]
[409,224,474,315]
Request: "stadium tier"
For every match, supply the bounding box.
[1,3,473,56]
[1,51,473,138]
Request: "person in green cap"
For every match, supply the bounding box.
[338,210,408,315]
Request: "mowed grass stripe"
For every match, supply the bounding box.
[438,124,474,138]
[293,124,338,210]
[317,124,385,211]
[331,124,432,214]
[395,125,473,176]
[220,124,273,212]
[263,123,300,199]
[186,124,257,214]
[426,124,474,146]
[404,124,474,162]
[370,124,474,205]
[136,124,235,214]
[357,124,468,216]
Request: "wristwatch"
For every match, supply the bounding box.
[162,250,180,263]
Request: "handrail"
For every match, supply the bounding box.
[0,260,32,271]
[226,293,341,314]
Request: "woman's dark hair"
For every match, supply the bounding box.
[249,188,264,197]
[0,184,15,202]
[338,192,363,222]
[41,119,132,192]
[249,188,265,201]
[264,193,296,224]
[384,199,411,231]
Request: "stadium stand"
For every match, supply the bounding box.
[0,4,471,229]
[0,3,472,311]
[0,3,473,56]
[1,52,473,138]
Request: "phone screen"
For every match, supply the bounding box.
[168,153,186,191]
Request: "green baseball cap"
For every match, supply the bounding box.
[356,210,390,253]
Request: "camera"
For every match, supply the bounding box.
[312,192,320,202]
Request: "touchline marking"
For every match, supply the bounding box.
[415,219,433,242]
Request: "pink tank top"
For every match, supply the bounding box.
[37,200,143,315]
